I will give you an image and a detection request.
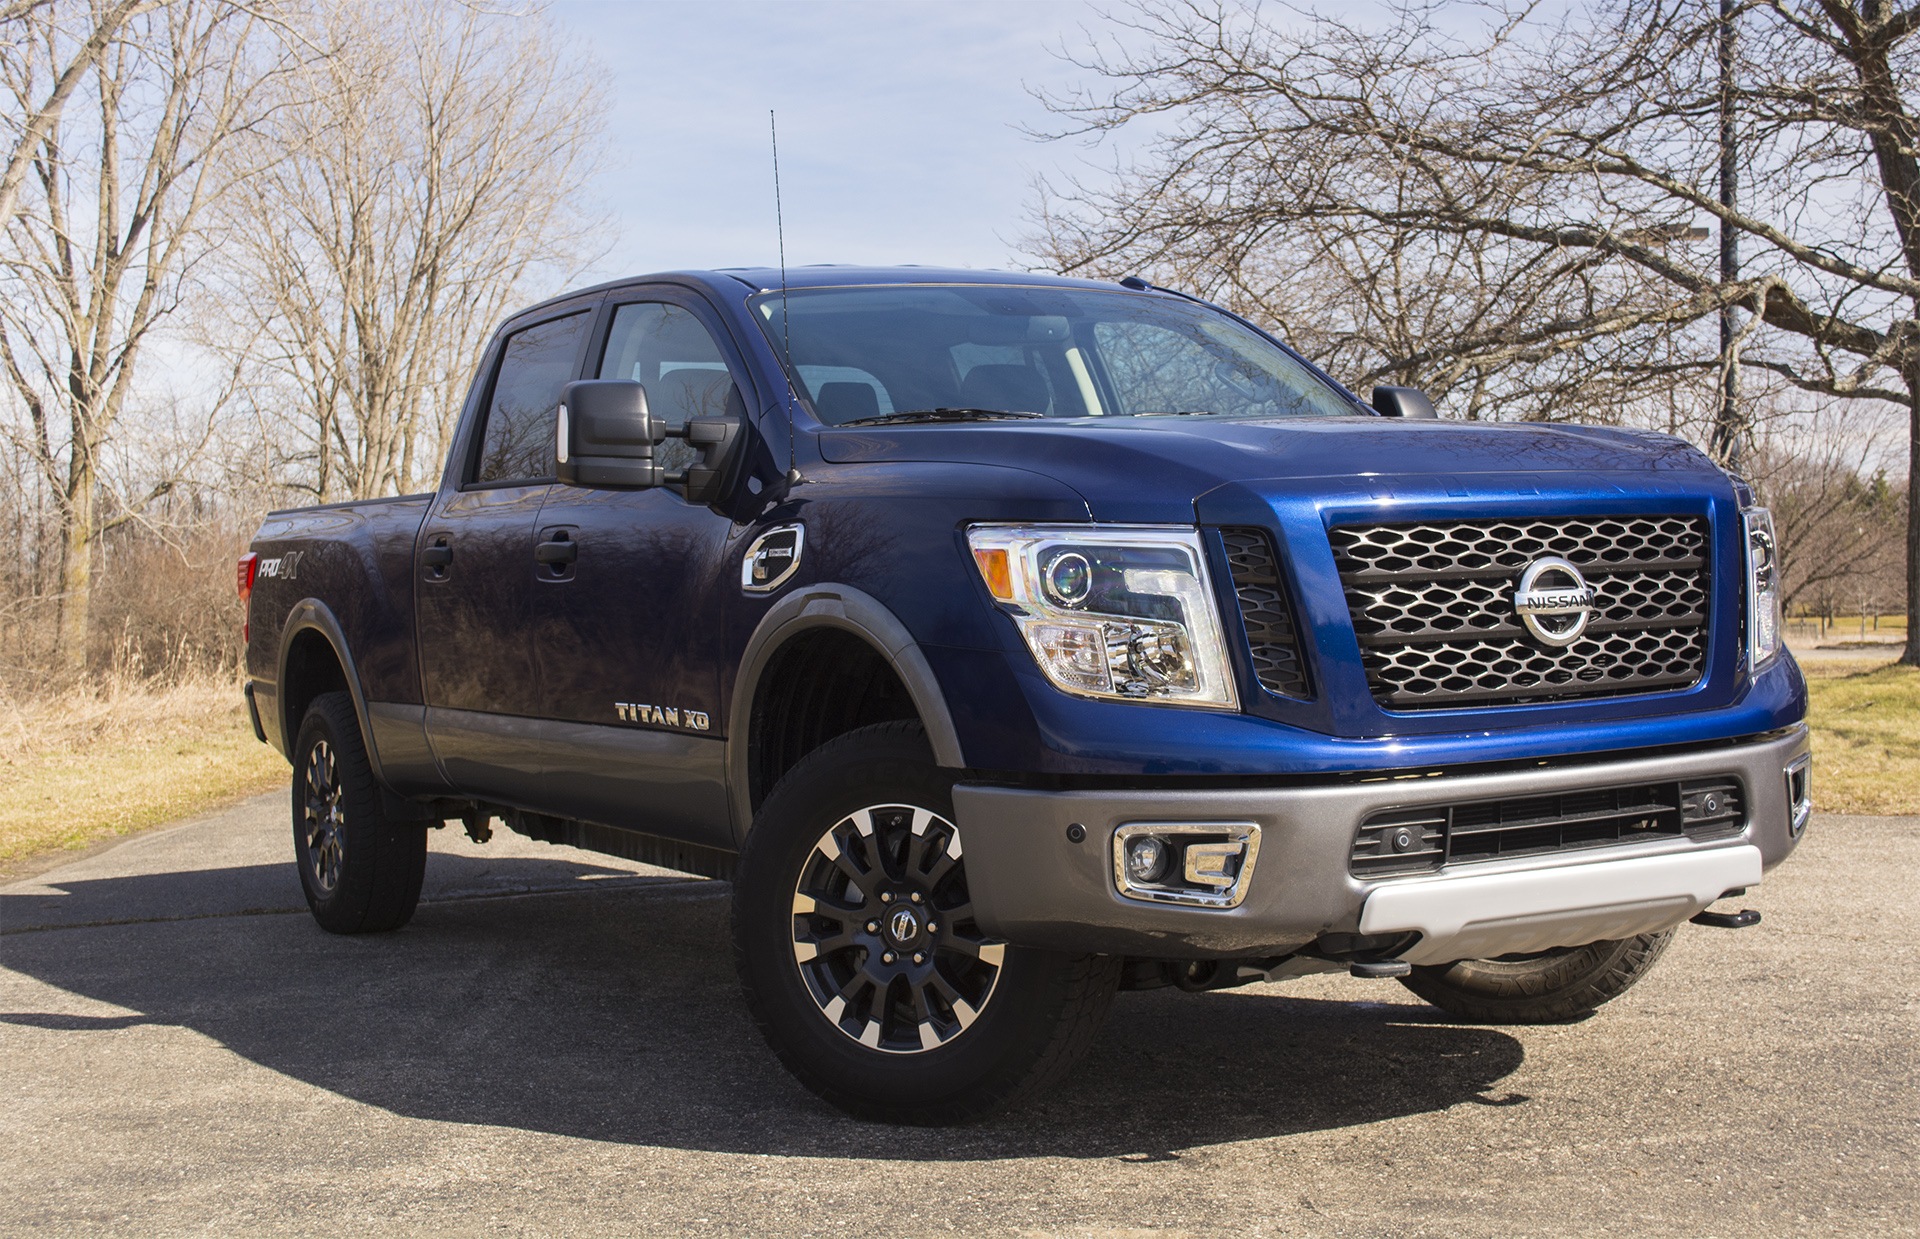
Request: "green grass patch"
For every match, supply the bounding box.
[1801,658,1920,815]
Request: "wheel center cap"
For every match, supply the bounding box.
[886,906,922,944]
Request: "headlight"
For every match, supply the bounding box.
[966,525,1239,710]
[1743,506,1783,667]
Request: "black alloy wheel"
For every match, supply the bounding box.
[790,802,1005,1054]
[291,691,427,934]
[734,720,1120,1125]
[301,737,346,895]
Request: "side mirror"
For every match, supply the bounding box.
[676,415,744,506]
[557,380,663,487]
[556,378,746,504]
[1372,386,1438,419]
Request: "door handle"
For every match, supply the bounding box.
[535,538,578,565]
[421,544,453,568]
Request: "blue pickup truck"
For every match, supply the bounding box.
[241,267,1811,1124]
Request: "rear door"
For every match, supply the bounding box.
[419,300,598,804]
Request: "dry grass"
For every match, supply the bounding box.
[0,675,287,877]
[1801,657,1920,815]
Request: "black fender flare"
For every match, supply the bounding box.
[275,598,393,789]
[726,582,964,844]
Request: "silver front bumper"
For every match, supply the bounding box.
[952,725,1809,960]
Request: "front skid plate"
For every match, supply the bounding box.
[1359,845,1762,964]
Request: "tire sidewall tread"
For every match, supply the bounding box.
[291,691,426,935]
[1398,929,1677,1024]
[732,720,1118,1125]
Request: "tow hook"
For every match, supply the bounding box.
[1690,908,1761,928]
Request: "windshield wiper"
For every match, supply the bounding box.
[838,407,1046,427]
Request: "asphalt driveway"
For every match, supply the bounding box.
[2,794,1913,1237]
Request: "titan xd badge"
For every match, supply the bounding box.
[742,524,804,593]
[615,702,710,730]
[1512,555,1599,646]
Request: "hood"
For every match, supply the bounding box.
[816,416,1729,522]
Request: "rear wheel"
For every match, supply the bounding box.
[1397,929,1676,1023]
[732,721,1119,1124]
[291,691,426,934]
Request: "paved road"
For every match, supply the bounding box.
[2,795,1914,1238]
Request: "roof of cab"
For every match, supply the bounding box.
[709,265,1135,294]
[508,265,1149,321]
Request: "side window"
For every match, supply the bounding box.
[474,312,590,484]
[598,301,742,472]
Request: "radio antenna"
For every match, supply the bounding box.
[771,110,801,486]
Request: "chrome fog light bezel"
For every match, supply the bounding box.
[1785,752,1813,837]
[1111,821,1261,909]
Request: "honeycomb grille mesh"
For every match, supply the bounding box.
[1220,528,1310,699]
[1330,515,1711,709]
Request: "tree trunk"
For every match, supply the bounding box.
[1904,372,1919,665]
[54,452,95,674]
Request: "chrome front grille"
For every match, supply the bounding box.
[1330,515,1711,709]
[1351,776,1745,877]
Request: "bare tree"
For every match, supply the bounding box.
[1747,402,1907,614]
[216,0,609,503]
[0,0,158,228]
[1029,0,1920,664]
[0,0,293,674]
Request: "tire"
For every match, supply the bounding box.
[1397,928,1677,1024]
[291,691,427,934]
[732,720,1120,1125]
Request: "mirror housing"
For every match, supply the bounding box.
[1372,386,1438,419]
[557,380,663,487]
[555,378,746,504]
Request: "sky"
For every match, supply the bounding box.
[543,0,1128,282]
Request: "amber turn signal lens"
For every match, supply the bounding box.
[973,548,1013,600]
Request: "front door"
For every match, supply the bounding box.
[531,294,747,845]
[419,303,596,805]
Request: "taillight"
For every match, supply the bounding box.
[238,552,258,601]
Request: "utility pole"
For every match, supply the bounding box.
[1711,0,1743,468]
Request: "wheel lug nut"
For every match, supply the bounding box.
[882,952,896,964]
[912,953,925,965]
[866,921,878,933]
[910,891,923,904]
[880,892,893,903]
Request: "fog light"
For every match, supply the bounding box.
[1126,836,1168,883]
[1112,821,1262,909]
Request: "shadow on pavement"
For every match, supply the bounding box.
[0,853,677,931]
[0,864,1527,1160]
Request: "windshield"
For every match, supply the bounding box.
[747,285,1359,426]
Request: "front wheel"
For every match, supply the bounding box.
[732,721,1119,1125]
[291,691,427,934]
[1397,929,1677,1024]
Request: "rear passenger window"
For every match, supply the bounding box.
[473,312,589,484]
[598,302,743,472]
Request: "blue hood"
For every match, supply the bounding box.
[816,415,1728,521]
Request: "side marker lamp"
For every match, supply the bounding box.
[973,548,1013,601]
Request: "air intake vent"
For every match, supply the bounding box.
[1352,776,1746,876]
[1220,527,1310,699]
